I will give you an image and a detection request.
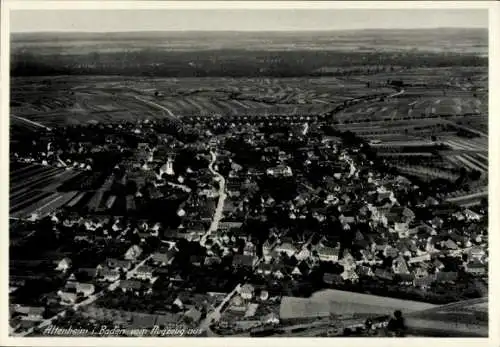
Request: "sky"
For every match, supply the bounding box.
[10,9,488,32]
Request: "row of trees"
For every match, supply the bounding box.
[12,49,487,77]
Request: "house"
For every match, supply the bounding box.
[341,269,359,283]
[396,239,416,257]
[397,273,415,286]
[204,256,222,266]
[291,266,303,277]
[233,254,258,269]
[402,207,416,223]
[264,250,279,264]
[443,239,458,251]
[170,274,184,283]
[257,263,274,276]
[219,221,243,232]
[239,284,255,300]
[392,256,410,275]
[118,279,143,293]
[431,217,444,229]
[468,246,486,262]
[133,266,154,281]
[261,312,280,325]
[58,291,78,305]
[275,242,298,257]
[465,261,487,275]
[452,211,465,221]
[273,265,286,279]
[317,246,340,262]
[340,214,355,225]
[243,241,257,256]
[266,165,293,177]
[296,247,311,261]
[435,271,458,284]
[125,245,143,261]
[259,290,269,301]
[357,265,375,277]
[409,223,435,238]
[384,247,399,259]
[374,268,394,281]
[152,250,176,266]
[463,209,483,221]
[393,222,410,238]
[106,258,132,271]
[13,306,45,321]
[323,272,343,285]
[408,254,431,264]
[425,196,439,206]
[413,275,436,290]
[433,259,446,272]
[262,239,277,255]
[339,252,356,270]
[414,266,429,279]
[99,268,120,282]
[55,257,72,272]
[76,283,95,297]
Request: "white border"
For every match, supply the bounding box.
[1,1,499,347]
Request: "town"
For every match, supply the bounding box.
[9,112,488,337]
[8,8,489,339]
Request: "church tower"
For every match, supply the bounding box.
[166,156,174,176]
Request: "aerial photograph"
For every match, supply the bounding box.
[7,6,489,339]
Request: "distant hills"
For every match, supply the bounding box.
[10,28,487,78]
[11,28,487,54]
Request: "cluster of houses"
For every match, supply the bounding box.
[9,118,489,336]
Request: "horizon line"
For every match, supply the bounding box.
[10,26,488,34]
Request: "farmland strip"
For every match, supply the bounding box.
[454,155,486,172]
[184,97,205,113]
[10,191,53,212]
[10,167,63,191]
[37,191,79,216]
[461,154,488,171]
[66,192,86,208]
[10,166,60,184]
[9,163,34,176]
[475,153,488,161]
[10,192,58,217]
[231,99,250,109]
[445,140,473,151]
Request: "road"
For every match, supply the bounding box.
[200,283,242,336]
[200,150,227,246]
[11,115,52,131]
[132,95,178,121]
[388,89,405,98]
[166,181,192,193]
[13,255,153,337]
[446,190,488,203]
[443,119,488,138]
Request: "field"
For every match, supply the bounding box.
[10,64,486,130]
[405,297,488,337]
[280,289,436,320]
[10,76,398,128]
[9,162,83,218]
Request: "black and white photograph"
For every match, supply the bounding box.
[2,1,498,344]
